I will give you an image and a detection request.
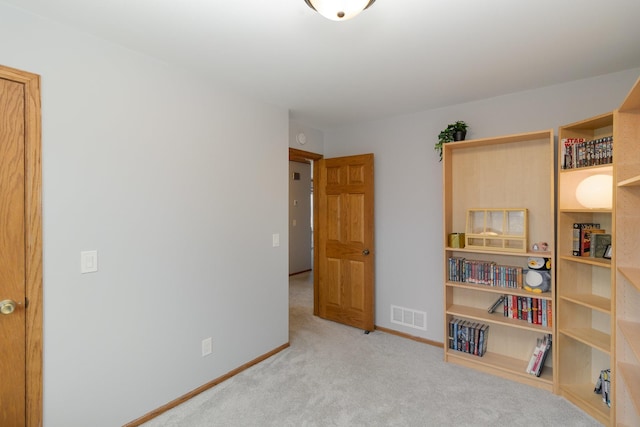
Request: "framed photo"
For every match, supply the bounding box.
[603,244,612,259]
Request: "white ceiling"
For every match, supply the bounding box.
[4,0,640,129]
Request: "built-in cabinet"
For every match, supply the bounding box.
[614,77,640,427]
[442,130,556,392]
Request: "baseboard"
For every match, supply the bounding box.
[124,342,290,426]
[374,325,444,348]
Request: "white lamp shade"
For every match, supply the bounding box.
[306,0,374,21]
[575,174,612,209]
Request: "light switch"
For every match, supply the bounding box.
[272,233,280,247]
[81,250,98,274]
[292,219,297,227]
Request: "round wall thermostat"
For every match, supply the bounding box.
[296,132,307,145]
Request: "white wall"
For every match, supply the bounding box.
[0,4,289,426]
[323,68,640,342]
[289,161,312,274]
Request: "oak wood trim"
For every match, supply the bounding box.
[289,157,311,164]
[0,64,43,427]
[289,147,322,161]
[124,342,290,426]
[374,326,444,348]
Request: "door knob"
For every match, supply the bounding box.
[0,299,17,315]
[362,249,370,256]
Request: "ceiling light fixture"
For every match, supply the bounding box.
[304,0,376,21]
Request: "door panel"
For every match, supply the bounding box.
[0,65,42,427]
[0,77,27,426]
[327,195,341,240]
[318,154,374,331]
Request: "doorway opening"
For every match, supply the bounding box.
[289,148,322,315]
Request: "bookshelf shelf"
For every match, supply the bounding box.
[614,76,640,426]
[558,208,612,214]
[445,247,551,258]
[442,129,556,392]
[618,321,640,361]
[618,363,640,415]
[445,281,552,300]
[557,111,615,425]
[559,293,611,313]
[618,175,640,187]
[559,384,610,426]
[558,255,611,268]
[447,349,554,391]
[618,267,640,292]
[446,304,552,333]
[559,328,611,354]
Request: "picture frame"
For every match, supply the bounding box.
[603,244,612,259]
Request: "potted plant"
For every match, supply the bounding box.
[435,121,468,161]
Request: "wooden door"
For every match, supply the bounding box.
[317,154,374,331]
[0,66,42,427]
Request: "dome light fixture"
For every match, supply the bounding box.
[304,0,376,21]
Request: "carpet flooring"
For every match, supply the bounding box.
[143,272,602,426]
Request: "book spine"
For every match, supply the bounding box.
[526,338,542,374]
[572,223,601,256]
[535,334,552,377]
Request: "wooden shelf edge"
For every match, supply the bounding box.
[619,76,640,111]
[558,208,612,214]
[560,112,613,130]
[445,247,551,257]
[559,293,611,313]
[618,267,640,292]
[446,281,553,300]
[617,363,640,417]
[559,384,610,425]
[618,175,640,187]
[618,320,640,362]
[447,305,553,333]
[445,350,554,391]
[559,328,611,354]
[559,163,613,177]
[559,255,611,268]
[443,129,553,151]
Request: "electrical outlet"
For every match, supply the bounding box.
[201,337,212,357]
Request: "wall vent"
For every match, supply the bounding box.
[390,305,427,331]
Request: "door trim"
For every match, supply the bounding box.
[289,148,322,315]
[1,64,43,427]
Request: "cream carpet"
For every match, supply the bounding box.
[143,272,601,426]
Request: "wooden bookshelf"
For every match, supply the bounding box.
[615,76,640,427]
[557,112,615,425]
[442,129,555,393]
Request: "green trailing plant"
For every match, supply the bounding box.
[435,121,468,161]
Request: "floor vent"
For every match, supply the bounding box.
[390,305,427,331]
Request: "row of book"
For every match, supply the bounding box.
[447,257,523,288]
[492,294,552,327]
[572,223,611,258]
[561,136,613,169]
[447,318,489,357]
[526,334,552,377]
